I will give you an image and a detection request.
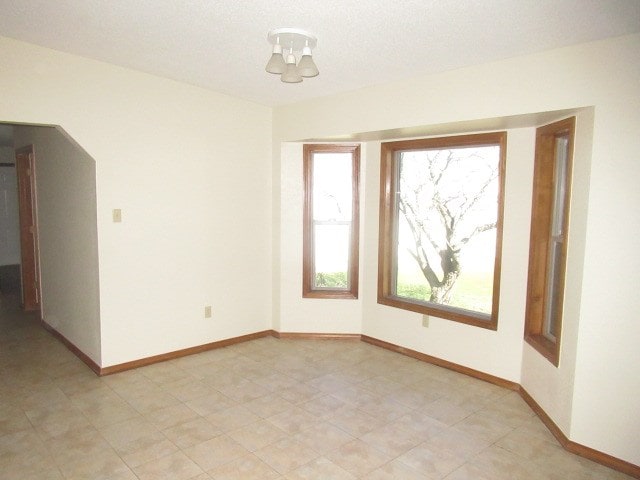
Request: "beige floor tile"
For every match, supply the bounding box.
[205,404,262,432]
[327,407,385,437]
[45,425,114,466]
[163,416,223,449]
[138,362,195,385]
[184,434,251,471]
[242,392,296,418]
[217,379,272,403]
[228,418,287,451]
[278,382,323,404]
[393,410,449,439]
[285,456,357,479]
[58,449,137,480]
[185,391,234,416]
[496,428,565,461]
[421,397,475,425]
[429,427,495,460]
[124,389,182,414]
[100,417,179,469]
[266,406,323,434]
[357,395,413,422]
[145,402,200,430]
[368,458,435,479]
[0,406,33,436]
[360,421,425,457]
[253,372,300,392]
[133,451,204,480]
[452,411,514,443]
[397,441,467,479]
[207,453,280,479]
[0,429,56,477]
[293,421,355,454]
[255,438,320,474]
[25,402,93,439]
[16,469,66,480]
[163,378,226,402]
[325,438,394,477]
[299,393,349,419]
[0,297,633,480]
[460,444,542,480]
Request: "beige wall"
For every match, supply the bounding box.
[13,125,101,363]
[0,36,273,367]
[273,34,640,465]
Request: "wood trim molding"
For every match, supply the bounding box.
[100,330,275,376]
[519,387,640,478]
[361,334,519,391]
[40,318,101,375]
[273,331,361,341]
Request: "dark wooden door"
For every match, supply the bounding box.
[15,145,41,311]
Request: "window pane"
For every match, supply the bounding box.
[550,136,569,237]
[393,145,500,316]
[544,240,563,339]
[303,144,360,299]
[313,153,353,221]
[313,223,350,289]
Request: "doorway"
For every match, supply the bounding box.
[15,145,41,311]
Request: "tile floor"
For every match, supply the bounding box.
[0,293,633,479]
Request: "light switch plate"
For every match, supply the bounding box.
[112,209,122,223]
[204,306,212,318]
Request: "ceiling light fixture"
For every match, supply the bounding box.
[266,28,318,83]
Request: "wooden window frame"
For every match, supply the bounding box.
[303,144,360,299]
[377,132,507,329]
[524,117,575,366]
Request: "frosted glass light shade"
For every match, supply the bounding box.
[265,44,286,74]
[298,46,319,77]
[266,28,318,83]
[281,53,302,83]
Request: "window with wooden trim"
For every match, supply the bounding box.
[378,132,506,329]
[303,144,360,299]
[524,117,575,366]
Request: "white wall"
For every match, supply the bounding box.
[0,36,273,367]
[13,126,101,363]
[273,34,640,465]
[0,146,20,266]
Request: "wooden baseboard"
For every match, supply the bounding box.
[40,319,101,375]
[361,334,519,391]
[519,387,640,478]
[272,331,361,341]
[100,330,275,376]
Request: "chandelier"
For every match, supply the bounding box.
[265,28,319,83]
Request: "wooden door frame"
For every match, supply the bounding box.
[15,144,41,311]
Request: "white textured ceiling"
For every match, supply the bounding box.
[0,0,638,106]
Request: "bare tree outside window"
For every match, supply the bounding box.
[378,133,506,329]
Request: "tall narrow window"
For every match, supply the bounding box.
[303,144,360,299]
[378,132,506,329]
[524,117,575,366]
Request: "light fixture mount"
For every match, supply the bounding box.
[267,28,317,51]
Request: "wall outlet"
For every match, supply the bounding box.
[204,306,212,318]
[422,315,429,328]
[112,208,122,223]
